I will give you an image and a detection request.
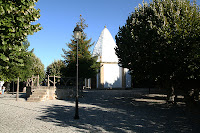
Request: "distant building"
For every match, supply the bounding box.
[0,81,4,90]
[90,26,131,89]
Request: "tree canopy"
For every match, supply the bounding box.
[46,60,66,77]
[30,53,45,81]
[62,15,99,79]
[8,39,45,82]
[115,0,200,88]
[0,0,42,81]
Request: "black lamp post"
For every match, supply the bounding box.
[73,25,82,119]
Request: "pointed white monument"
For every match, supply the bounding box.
[92,26,131,89]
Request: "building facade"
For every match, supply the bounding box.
[91,26,131,89]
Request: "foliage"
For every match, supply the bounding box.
[14,39,33,81]
[62,15,100,79]
[64,57,99,78]
[115,0,200,88]
[46,60,66,77]
[14,39,45,81]
[0,0,42,81]
[30,53,45,81]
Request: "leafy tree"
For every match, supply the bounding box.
[14,39,33,81]
[153,0,200,81]
[9,39,45,82]
[115,2,162,86]
[62,15,99,79]
[115,0,200,101]
[30,53,45,80]
[18,39,45,81]
[46,60,66,76]
[0,0,42,81]
[12,39,45,82]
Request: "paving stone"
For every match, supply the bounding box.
[0,90,199,133]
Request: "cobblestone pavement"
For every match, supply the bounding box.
[0,89,199,133]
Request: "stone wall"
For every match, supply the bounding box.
[26,86,76,101]
[55,88,75,100]
[47,87,56,100]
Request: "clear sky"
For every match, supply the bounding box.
[27,0,200,69]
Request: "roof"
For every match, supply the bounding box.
[92,26,118,63]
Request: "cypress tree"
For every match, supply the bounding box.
[62,15,99,79]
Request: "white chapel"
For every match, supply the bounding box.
[91,26,131,89]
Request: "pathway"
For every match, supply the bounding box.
[0,89,199,133]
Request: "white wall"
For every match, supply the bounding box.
[125,68,132,88]
[104,64,122,88]
[0,81,4,90]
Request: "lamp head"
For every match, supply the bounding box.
[73,25,82,40]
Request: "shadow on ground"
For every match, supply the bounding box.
[0,93,26,100]
[37,89,199,133]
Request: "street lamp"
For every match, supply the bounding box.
[73,25,82,119]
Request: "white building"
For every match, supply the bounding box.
[0,81,4,90]
[91,26,131,89]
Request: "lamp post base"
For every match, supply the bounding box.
[74,115,79,119]
[74,97,79,119]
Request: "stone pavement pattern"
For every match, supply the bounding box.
[0,89,199,133]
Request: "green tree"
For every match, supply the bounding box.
[115,0,200,101]
[0,0,42,81]
[30,53,45,80]
[46,60,66,76]
[16,40,45,82]
[62,15,99,79]
[16,39,33,81]
[115,2,162,86]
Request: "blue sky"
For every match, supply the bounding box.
[27,0,146,68]
[27,0,200,69]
